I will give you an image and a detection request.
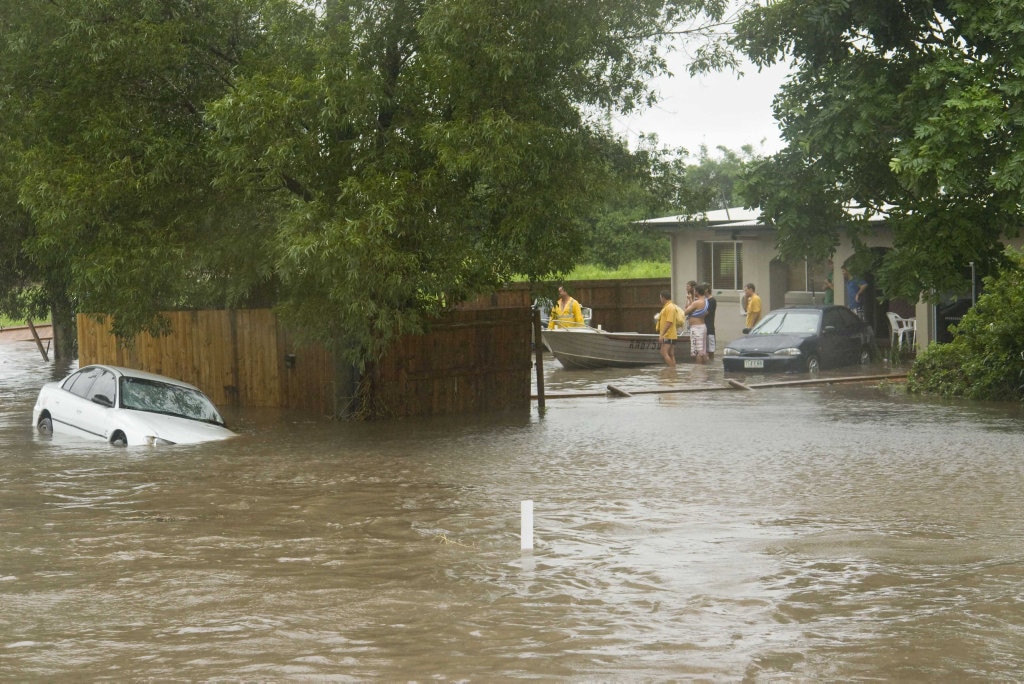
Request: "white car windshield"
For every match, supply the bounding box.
[751,311,820,335]
[119,377,224,425]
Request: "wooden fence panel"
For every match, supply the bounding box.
[489,279,671,334]
[189,310,237,407]
[278,323,337,416]
[366,308,532,418]
[231,309,281,408]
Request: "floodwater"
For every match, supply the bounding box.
[3,341,1024,681]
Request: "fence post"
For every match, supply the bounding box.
[533,306,545,413]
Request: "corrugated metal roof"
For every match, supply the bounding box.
[636,205,890,230]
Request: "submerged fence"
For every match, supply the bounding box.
[78,304,533,419]
[78,310,336,413]
[75,280,664,419]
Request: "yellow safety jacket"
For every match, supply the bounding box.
[548,297,584,329]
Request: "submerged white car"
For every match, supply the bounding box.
[33,365,237,446]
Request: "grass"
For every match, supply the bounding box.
[566,260,671,280]
[515,260,671,282]
[0,315,50,328]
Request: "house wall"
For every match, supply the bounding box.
[669,222,925,348]
[670,228,780,345]
[664,211,1024,353]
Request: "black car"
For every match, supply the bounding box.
[722,305,875,374]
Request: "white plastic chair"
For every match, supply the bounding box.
[886,312,917,351]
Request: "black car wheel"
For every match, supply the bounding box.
[110,431,127,447]
[37,415,53,435]
[806,355,821,375]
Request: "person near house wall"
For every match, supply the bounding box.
[823,259,835,305]
[842,266,868,321]
[744,283,762,330]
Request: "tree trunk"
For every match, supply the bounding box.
[49,295,77,362]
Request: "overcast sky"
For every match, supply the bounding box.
[612,58,790,159]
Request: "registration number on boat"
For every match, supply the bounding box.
[744,359,764,369]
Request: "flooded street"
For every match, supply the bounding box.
[3,341,1024,680]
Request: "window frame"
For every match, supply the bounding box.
[698,240,744,291]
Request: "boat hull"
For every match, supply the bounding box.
[541,327,687,369]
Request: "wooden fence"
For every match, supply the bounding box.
[78,305,533,419]
[78,310,336,413]
[75,280,665,419]
[362,307,533,418]
[498,278,671,333]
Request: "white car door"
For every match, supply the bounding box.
[60,367,117,441]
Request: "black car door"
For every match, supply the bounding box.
[830,307,865,366]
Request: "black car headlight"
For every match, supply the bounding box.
[722,348,740,356]
[772,347,802,357]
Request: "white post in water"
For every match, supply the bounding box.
[520,500,534,552]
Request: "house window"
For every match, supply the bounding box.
[785,258,831,294]
[698,241,743,290]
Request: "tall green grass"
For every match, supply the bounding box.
[514,260,670,282]
[566,260,670,280]
[0,315,50,327]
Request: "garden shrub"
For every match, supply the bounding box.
[907,248,1024,401]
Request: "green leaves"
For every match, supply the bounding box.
[908,248,1024,401]
[3,0,739,367]
[734,0,1024,300]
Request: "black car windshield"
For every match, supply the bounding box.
[751,311,820,335]
[119,377,224,425]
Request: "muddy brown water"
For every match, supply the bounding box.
[2,342,1023,680]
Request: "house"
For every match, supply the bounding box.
[638,207,1014,351]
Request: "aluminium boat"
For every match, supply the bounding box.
[541,325,689,369]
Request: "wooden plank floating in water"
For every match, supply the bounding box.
[607,385,634,397]
[530,374,908,400]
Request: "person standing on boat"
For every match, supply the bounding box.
[548,285,585,329]
[683,287,709,364]
[657,290,679,367]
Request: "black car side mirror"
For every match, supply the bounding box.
[92,394,114,408]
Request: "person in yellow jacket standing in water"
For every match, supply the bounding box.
[657,290,680,367]
[548,285,585,329]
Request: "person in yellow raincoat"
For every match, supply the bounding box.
[657,290,680,367]
[547,286,585,329]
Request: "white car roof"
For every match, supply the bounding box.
[81,365,203,391]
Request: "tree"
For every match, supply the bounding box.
[732,0,1024,302]
[0,0,279,359]
[2,0,737,367]
[579,140,765,269]
[206,0,738,365]
[685,143,761,211]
